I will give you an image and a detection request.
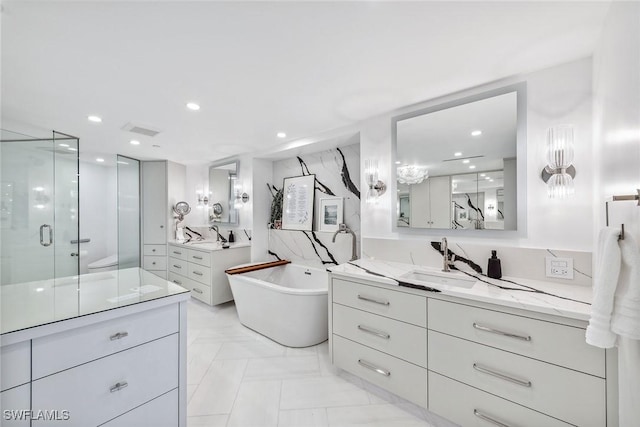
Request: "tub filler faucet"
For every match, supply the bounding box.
[332,223,358,261]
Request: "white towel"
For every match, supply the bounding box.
[586,228,622,348]
[611,232,640,339]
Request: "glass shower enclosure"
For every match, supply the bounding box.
[1,129,80,286]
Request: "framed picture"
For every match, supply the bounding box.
[319,197,343,232]
[281,174,315,231]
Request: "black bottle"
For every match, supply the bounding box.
[487,250,502,279]
[228,230,235,243]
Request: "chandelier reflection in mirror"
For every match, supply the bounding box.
[396,165,429,185]
[541,125,576,199]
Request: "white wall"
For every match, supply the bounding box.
[360,57,595,251]
[593,1,640,241]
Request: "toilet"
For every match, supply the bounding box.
[87,254,118,273]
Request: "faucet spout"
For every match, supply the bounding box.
[332,223,358,261]
[209,225,228,243]
[441,237,454,272]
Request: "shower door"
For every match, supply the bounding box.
[0,130,79,285]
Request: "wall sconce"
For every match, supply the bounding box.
[396,165,428,185]
[541,125,576,198]
[233,188,250,208]
[197,192,209,206]
[365,159,386,203]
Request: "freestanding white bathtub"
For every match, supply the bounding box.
[226,263,328,347]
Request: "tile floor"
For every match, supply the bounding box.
[186,299,457,427]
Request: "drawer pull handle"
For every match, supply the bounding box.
[152,249,156,252]
[152,262,156,265]
[473,409,511,427]
[173,251,182,255]
[109,381,128,393]
[193,288,204,294]
[173,264,182,269]
[472,363,531,388]
[472,323,531,341]
[109,332,129,341]
[193,271,204,276]
[173,279,182,285]
[192,255,203,260]
[357,325,390,339]
[358,359,390,377]
[357,294,390,306]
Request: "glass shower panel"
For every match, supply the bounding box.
[117,155,140,269]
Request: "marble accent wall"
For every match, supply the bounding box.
[267,143,360,267]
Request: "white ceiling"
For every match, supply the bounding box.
[1,1,610,165]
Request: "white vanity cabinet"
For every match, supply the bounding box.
[328,273,616,427]
[409,176,451,228]
[141,160,186,279]
[168,243,250,306]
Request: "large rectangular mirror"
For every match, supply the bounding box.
[393,84,524,232]
[208,161,239,225]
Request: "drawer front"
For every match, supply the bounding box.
[33,304,179,379]
[189,280,211,304]
[32,334,179,427]
[143,244,167,256]
[429,372,572,427]
[333,303,427,367]
[101,388,178,427]
[169,257,188,274]
[333,335,426,407]
[332,278,426,327]
[144,255,167,271]
[428,299,604,377]
[1,384,31,426]
[168,271,189,289]
[187,249,211,267]
[188,262,211,285]
[428,331,605,426]
[168,245,188,260]
[1,341,30,391]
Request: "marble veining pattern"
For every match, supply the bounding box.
[268,144,360,267]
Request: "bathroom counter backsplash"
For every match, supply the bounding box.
[169,240,251,251]
[329,259,593,321]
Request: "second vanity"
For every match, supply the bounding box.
[328,260,617,427]
[168,241,250,305]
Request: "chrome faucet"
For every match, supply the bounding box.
[332,223,358,261]
[209,225,227,243]
[441,237,455,272]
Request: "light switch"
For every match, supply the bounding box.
[545,256,574,279]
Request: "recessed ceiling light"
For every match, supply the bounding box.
[489,179,494,182]
[59,143,69,148]
[33,187,44,192]
[480,173,486,177]
[96,158,104,163]
[88,115,102,123]
[462,159,470,164]
[454,152,462,157]
[485,176,491,180]
[471,130,482,136]
[395,161,402,165]
[469,165,476,169]
[277,132,287,138]
[130,140,140,146]
[186,102,200,111]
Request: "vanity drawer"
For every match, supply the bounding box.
[428,299,604,377]
[428,331,605,427]
[1,384,30,426]
[1,341,30,391]
[189,281,211,304]
[144,244,167,256]
[169,257,189,274]
[32,334,178,427]
[32,304,178,379]
[429,372,572,427]
[101,388,178,427]
[168,246,188,260]
[188,249,211,267]
[168,271,189,288]
[188,262,212,285]
[333,303,426,367]
[333,335,426,407]
[144,255,167,271]
[332,278,426,327]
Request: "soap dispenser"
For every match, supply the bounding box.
[487,250,502,279]
[228,230,235,243]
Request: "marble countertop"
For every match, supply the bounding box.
[1,268,190,335]
[168,240,251,251]
[328,259,593,321]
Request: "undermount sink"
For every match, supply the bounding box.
[399,270,476,289]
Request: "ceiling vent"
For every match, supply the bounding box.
[122,122,161,137]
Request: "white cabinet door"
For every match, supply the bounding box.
[429,176,451,228]
[409,180,430,228]
[1,341,30,392]
[142,161,167,245]
[0,384,30,426]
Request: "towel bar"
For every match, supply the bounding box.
[605,189,639,240]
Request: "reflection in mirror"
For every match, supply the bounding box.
[208,161,239,225]
[395,88,519,231]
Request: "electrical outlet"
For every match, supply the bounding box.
[545,256,574,280]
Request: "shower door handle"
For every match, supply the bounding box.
[40,224,53,247]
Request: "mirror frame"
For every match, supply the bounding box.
[391,82,527,237]
[208,159,240,226]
